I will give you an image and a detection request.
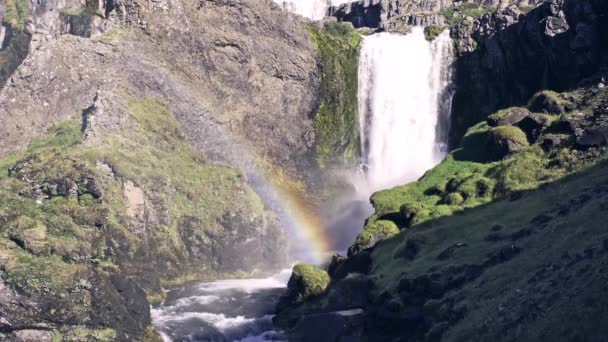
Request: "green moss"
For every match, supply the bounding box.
[445,192,464,205]
[291,263,330,300]
[2,0,30,31]
[441,3,496,26]
[309,22,361,168]
[143,326,164,342]
[424,25,445,41]
[491,126,529,146]
[368,159,608,340]
[61,0,98,16]
[350,220,400,255]
[528,90,571,114]
[358,110,591,242]
[97,28,125,44]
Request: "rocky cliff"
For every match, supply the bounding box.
[450,0,608,145]
[275,1,608,341]
[0,0,334,340]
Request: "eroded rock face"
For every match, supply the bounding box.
[450,0,608,145]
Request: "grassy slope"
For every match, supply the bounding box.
[350,87,608,254]
[370,158,608,340]
[0,96,270,339]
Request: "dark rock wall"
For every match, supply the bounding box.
[450,0,608,145]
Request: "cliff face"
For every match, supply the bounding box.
[275,1,608,341]
[328,0,544,31]
[450,0,608,145]
[0,0,325,340]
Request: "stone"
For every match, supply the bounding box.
[577,125,608,147]
[487,107,531,127]
[288,309,365,342]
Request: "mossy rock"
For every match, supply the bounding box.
[487,107,531,127]
[528,90,572,115]
[444,192,464,206]
[348,220,400,256]
[489,126,529,156]
[424,25,445,41]
[286,264,330,303]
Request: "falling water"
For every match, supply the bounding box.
[356,27,455,194]
[272,0,356,20]
[154,26,456,341]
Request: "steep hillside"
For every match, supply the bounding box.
[274,14,608,337]
[275,134,608,341]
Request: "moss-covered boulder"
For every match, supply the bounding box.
[348,220,400,256]
[276,264,330,311]
[528,90,572,114]
[487,107,531,127]
[488,126,530,158]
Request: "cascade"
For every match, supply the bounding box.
[153,26,456,341]
[356,27,455,195]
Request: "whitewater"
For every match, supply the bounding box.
[153,22,455,342]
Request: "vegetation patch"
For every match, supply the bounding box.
[348,87,608,255]
[290,263,330,301]
[349,220,400,256]
[440,3,496,26]
[309,22,361,169]
[2,0,30,31]
[424,25,445,41]
[0,95,281,338]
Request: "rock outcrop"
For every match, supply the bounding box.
[0,0,324,340]
[450,0,608,145]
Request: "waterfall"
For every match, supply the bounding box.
[273,0,355,20]
[356,27,455,194]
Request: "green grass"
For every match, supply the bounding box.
[0,95,275,334]
[2,0,29,31]
[441,3,496,26]
[309,22,361,169]
[369,158,608,340]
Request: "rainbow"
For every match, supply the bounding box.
[257,158,332,264]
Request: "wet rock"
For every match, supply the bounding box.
[577,125,608,147]
[329,251,372,280]
[326,274,373,310]
[288,309,365,342]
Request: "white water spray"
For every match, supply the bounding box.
[356,27,455,194]
[272,0,355,20]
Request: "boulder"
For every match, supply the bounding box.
[329,251,372,280]
[348,221,400,256]
[488,126,529,158]
[577,125,608,147]
[277,264,330,311]
[516,113,552,142]
[487,107,531,127]
[528,91,570,115]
